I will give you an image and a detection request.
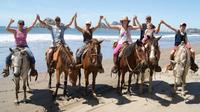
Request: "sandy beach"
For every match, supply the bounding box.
[0,44,200,112]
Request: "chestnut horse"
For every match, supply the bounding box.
[116,40,148,94]
[46,43,77,98]
[77,38,103,96]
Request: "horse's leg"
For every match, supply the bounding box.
[148,70,153,94]
[181,74,186,96]
[14,77,20,104]
[78,69,81,87]
[53,69,61,98]
[127,72,132,94]
[22,77,27,103]
[27,75,31,90]
[117,70,121,93]
[139,72,144,94]
[48,72,52,89]
[63,70,68,96]
[92,72,97,96]
[84,70,89,96]
[120,72,125,94]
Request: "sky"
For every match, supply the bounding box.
[0,0,200,30]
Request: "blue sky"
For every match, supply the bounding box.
[0,0,200,30]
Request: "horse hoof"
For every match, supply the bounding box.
[22,99,28,104]
[14,100,19,105]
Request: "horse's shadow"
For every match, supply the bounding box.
[27,89,61,112]
[130,80,200,106]
[64,84,132,106]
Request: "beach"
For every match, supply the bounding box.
[0,43,200,112]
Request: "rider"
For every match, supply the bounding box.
[37,14,76,72]
[139,20,162,72]
[160,20,199,72]
[137,16,156,41]
[74,13,104,73]
[104,16,141,73]
[1,16,38,77]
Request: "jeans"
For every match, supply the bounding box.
[76,43,87,58]
[6,46,35,65]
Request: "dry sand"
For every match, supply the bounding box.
[0,44,200,112]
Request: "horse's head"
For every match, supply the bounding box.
[87,39,103,66]
[135,40,148,67]
[146,36,161,65]
[10,48,27,77]
[68,64,78,86]
[172,60,185,85]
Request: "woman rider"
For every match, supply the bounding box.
[1,16,38,77]
[160,20,199,72]
[37,14,75,72]
[104,16,141,73]
[74,13,104,73]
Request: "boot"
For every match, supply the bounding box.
[166,54,174,71]
[1,64,9,77]
[190,57,199,72]
[30,64,38,76]
[155,65,162,72]
[98,64,105,73]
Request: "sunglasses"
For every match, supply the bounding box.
[19,23,24,25]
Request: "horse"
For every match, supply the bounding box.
[76,38,103,96]
[115,40,148,94]
[142,36,161,94]
[171,42,190,96]
[10,48,31,103]
[48,43,77,98]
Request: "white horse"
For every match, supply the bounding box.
[10,48,30,103]
[171,42,190,96]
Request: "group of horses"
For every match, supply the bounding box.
[9,37,191,104]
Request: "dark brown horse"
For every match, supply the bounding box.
[77,38,103,96]
[116,40,148,94]
[142,36,161,94]
[46,43,77,97]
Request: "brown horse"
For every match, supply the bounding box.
[46,43,77,97]
[142,36,161,94]
[116,40,148,94]
[77,38,103,96]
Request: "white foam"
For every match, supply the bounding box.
[0,34,199,43]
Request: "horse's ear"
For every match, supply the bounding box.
[20,49,26,55]
[136,39,142,46]
[170,60,176,64]
[98,40,104,44]
[9,48,14,53]
[156,36,162,41]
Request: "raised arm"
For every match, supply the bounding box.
[26,15,38,32]
[65,13,76,28]
[103,18,121,30]
[6,19,16,34]
[37,14,51,28]
[155,21,162,34]
[92,16,104,32]
[130,16,141,30]
[74,14,84,33]
[161,20,178,33]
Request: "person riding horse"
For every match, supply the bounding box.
[104,16,141,73]
[1,16,38,77]
[37,14,76,72]
[74,13,104,73]
[160,20,199,72]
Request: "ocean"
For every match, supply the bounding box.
[0,26,200,77]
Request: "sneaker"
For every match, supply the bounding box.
[155,65,162,72]
[1,69,9,77]
[30,69,38,77]
[191,63,199,72]
[111,66,118,74]
[98,67,104,73]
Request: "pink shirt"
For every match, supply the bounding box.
[14,28,27,46]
